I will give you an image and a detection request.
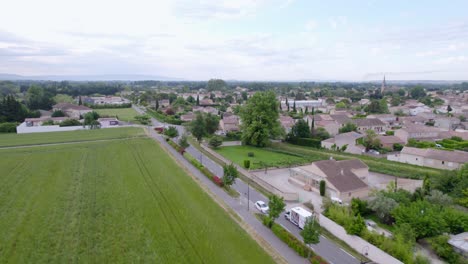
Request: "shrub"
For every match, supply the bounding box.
[243,160,251,169]
[51,110,65,117]
[270,222,316,259]
[393,143,403,151]
[212,176,224,187]
[59,119,81,127]
[247,152,255,157]
[0,122,17,133]
[319,180,326,196]
[385,130,395,136]
[428,235,465,264]
[209,136,223,148]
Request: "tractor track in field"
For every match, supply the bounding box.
[126,141,206,264]
[0,136,147,150]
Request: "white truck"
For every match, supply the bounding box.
[284,207,313,229]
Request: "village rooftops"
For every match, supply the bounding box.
[401,147,468,164]
[353,118,386,127]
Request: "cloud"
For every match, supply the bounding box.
[435,56,467,65]
[328,16,347,30]
[305,20,318,31]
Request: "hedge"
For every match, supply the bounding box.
[286,137,321,148]
[258,214,328,264]
[87,103,132,109]
[0,122,17,133]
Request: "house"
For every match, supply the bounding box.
[321,132,365,154]
[290,159,370,202]
[219,115,240,133]
[52,103,92,119]
[434,117,460,130]
[377,135,405,149]
[24,116,70,127]
[366,114,398,126]
[158,99,170,108]
[394,124,442,143]
[38,110,52,118]
[193,106,218,115]
[304,115,341,136]
[83,96,130,105]
[180,112,195,122]
[280,99,326,110]
[280,115,295,133]
[200,99,215,106]
[97,118,119,127]
[387,147,468,170]
[448,232,468,258]
[353,118,387,134]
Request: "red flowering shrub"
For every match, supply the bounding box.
[212,176,224,187]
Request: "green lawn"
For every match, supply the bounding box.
[95,108,139,122]
[0,138,273,263]
[215,145,309,169]
[0,127,144,147]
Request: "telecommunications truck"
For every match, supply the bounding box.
[284,207,313,229]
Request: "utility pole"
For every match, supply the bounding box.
[247,178,250,211]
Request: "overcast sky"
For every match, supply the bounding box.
[1,0,467,81]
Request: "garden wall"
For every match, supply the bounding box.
[16,122,86,134]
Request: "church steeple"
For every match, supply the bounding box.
[381,75,386,95]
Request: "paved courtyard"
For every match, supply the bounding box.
[252,167,423,213]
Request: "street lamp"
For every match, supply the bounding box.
[247,178,250,211]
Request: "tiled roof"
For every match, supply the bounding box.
[401,147,468,163]
[353,118,386,127]
[313,159,368,192]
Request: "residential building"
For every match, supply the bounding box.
[280,115,295,133]
[52,103,92,119]
[434,116,461,130]
[200,99,215,106]
[158,99,170,108]
[353,118,387,134]
[83,96,130,105]
[219,115,240,133]
[394,125,442,143]
[377,135,405,149]
[387,147,468,170]
[366,114,398,126]
[321,132,365,155]
[180,112,195,122]
[290,159,370,202]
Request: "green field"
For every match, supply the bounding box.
[95,108,139,122]
[215,145,308,169]
[0,127,144,147]
[0,137,273,263]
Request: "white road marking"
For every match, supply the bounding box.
[340,248,356,259]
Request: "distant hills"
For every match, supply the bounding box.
[0,73,183,81]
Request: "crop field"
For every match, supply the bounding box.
[95,108,139,122]
[215,145,309,169]
[0,127,144,147]
[0,137,273,263]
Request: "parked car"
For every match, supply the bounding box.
[368,149,380,155]
[255,201,269,214]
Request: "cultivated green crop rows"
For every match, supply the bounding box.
[0,138,273,263]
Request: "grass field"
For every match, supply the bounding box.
[215,145,308,169]
[0,127,144,147]
[95,108,140,122]
[0,137,274,263]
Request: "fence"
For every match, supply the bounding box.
[200,144,299,201]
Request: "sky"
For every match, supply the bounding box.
[0,0,467,81]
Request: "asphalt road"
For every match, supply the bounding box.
[134,106,360,264]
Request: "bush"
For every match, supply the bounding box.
[243,160,251,169]
[87,103,132,109]
[209,136,223,148]
[212,176,224,187]
[59,119,81,127]
[385,130,395,136]
[0,122,17,133]
[319,180,326,196]
[393,143,403,151]
[226,131,242,140]
[247,152,255,157]
[269,221,316,259]
[51,110,65,117]
[287,137,321,148]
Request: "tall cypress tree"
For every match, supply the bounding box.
[196,94,200,106]
[293,100,296,113]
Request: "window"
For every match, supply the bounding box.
[442,161,445,165]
